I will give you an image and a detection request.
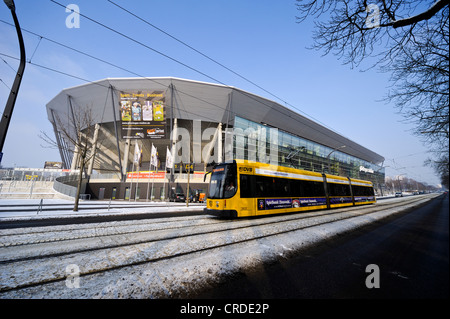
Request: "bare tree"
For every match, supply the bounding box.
[40,106,98,211]
[296,0,449,186]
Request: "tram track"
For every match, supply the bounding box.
[0,195,426,249]
[0,194,437,297]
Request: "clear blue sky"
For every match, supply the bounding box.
[0,0,441,186]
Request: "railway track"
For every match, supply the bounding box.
[0,194,438,298]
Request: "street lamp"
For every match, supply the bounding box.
[397,174,406,194]
[325,145,346,175]
[0,0,26,164]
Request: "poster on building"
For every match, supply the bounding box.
[120,91,167,139]
[44,161,63,169]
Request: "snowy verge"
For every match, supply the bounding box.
[1,195,436,298]
[0,200,205,221]
[96,197,429,298]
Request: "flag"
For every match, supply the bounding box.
[133,141,141,165]
[150,144,158,167]
[166,146,173,169]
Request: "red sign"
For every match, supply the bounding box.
[127,171,166,179]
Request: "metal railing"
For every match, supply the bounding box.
[54,175,87,199]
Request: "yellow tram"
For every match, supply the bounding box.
[205,160,376,218]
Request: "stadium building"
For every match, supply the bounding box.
[46,77,385,200]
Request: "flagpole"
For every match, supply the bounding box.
[149,143,158,202]
[162,169,166,201]
[146,144,151,201]
[151,166,155,202]
[135,141,142,201]
[165,146,173,202]
[129,161,134,202]
[135,158,139,202]
[130,140,140,201]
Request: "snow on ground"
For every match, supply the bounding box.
[0,198,204,220]
[0,194,438,298]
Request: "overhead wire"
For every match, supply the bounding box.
[2,3,377,163]
[105,0,347,136]
[0,52,221,125]
[49,0,226,87]
[105,0,290,104]
[49,0,359,147]
[0,18,323,145]
[0,19,229,124]
[0,78,11,90]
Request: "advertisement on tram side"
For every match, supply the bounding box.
[257,197,327,210]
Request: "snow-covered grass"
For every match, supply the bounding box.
[0,198,204,220]
[0,194,438,298]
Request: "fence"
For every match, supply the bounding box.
[0,168,79,199]
[53,175,88,199]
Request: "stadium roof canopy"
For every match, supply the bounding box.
[46,77,384,165]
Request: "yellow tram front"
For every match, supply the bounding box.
[205,161,240,218]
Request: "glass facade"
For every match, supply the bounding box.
[233,116,385,193]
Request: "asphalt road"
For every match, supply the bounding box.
[194,193,449,299]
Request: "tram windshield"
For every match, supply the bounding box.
[208,163,237,199]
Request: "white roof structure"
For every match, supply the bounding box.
[46,77,384,174]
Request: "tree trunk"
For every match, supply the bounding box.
[73,158,85,212]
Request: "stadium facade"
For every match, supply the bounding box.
[46,77,385,200]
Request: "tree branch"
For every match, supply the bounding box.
[391,0,449,28]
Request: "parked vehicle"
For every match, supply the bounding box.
[189,189,206,203]
[169,191,186,202]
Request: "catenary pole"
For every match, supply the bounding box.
[0,0,26,163]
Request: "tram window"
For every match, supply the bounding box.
[269,176,323,197]
[224,177,237,198]
[328,183,351,196]
[240,174,254,198]
[275,178,290,197]
[302,181,326,197]
[209,163,237,199]
[255,178,265,197]
[244,175,326,198]
[290,179,303,196]
[352,185,374,196]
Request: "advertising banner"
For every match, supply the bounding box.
[354,196,375,203]
[44,161,63,169]
[120,91,167,139]
[329,196,353,205]
[126,171,166,179]
[257,197,327,210]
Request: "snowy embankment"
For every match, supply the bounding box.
[0,194,438,299]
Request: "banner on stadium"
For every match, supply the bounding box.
[120,91,167,139]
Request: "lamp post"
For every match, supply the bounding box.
[397,174,406,194]
[375,165,388,197]
[0,0,26,164]
[325,145,346,175]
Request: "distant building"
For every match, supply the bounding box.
[46,77,385,200]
